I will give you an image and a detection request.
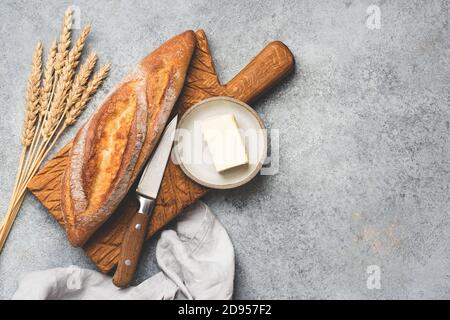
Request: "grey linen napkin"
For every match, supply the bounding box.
[12,201,234,300]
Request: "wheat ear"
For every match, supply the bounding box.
[14,41,43,198]
[16,41,46,197]
[65,63,110,126]
[55,7,73,75]
[40,40,58,117]
[21,42,43,146]
[41,24,92,139]
[18,40,59,192]
[68,24,91,71]
[65,52,97,112]
[40,7,73,139]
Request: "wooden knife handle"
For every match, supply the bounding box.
[112,196,155,288]
[225,40,295,104]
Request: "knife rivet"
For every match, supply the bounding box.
[124,259,132,266]
[135,224,142,230]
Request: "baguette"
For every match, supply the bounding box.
[61,31,196,247]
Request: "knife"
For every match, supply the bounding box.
[113,115,178,288]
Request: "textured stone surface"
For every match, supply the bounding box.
[0,0,449,299]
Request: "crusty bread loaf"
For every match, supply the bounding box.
[61,31,196,247]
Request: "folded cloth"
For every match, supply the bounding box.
[12,201,234,300]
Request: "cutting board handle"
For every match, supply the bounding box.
[225,41,295,103]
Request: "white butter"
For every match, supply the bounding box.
[201,114,248,172]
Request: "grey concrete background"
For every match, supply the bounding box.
[0,0,449,299]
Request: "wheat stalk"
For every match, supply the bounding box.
[17,40,59,195]
[65,51,97,112]
[55,7,73,75]
[0,7,110,253]
[40,40,58,117]
[21,42,43,146]
[2,41,42,243]
[66,63,110,126]
[69,24,91,71]
[10,41,42,205]
[41,65,72,140]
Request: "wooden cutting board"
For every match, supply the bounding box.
[28,29,294,273]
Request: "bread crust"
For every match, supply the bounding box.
[61,31,196,246]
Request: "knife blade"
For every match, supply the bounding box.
[136,115,178,199]
[113,115,178,288]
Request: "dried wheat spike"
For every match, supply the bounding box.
[39,40,57,117]
[41,50,78,140]
[65,64,110,126]
[42,22,93,140]
[68,24,91,72]
[41,66,72,140]
[65,52,97,112]
[50,25,93,120]
[55,7,73,75]
[21,42,43,146]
